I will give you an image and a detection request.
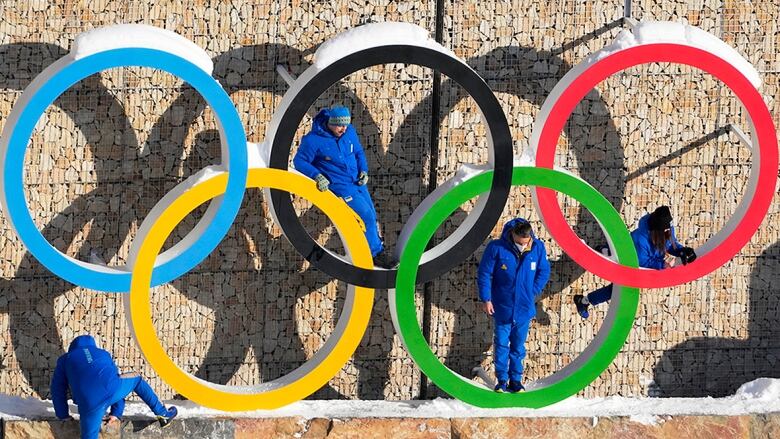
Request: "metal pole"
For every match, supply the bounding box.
[419,0,446,400]
[275,64,296,86]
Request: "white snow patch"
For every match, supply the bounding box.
[5,378,780,420]
[586,21,760,89]
[447,155,536,183]
[314,22,455,69]
[178,164,223,188]
[630,413,663,425]
[247,141,267,168]
[733,377,780,401]
[71,24,214,76]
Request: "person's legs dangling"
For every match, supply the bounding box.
[587,284,614,306]
[345,186,383,256]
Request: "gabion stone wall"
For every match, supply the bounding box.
[0,0,778,402]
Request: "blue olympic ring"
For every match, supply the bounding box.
[0,48,248,292]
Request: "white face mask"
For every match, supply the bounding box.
[516,242,527,252]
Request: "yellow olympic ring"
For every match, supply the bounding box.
[128,168,374,410]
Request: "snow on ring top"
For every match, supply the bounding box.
[71,24,214,76]
[314,22,456,69]
[587,21,761,89]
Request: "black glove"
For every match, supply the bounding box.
[680,246,697,265]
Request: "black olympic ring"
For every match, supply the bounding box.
[267,45,513,289]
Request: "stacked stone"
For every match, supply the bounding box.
[423,0,780,399]
[0,0,778,403]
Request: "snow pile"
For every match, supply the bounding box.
[733,377,780,401]
[446,155,537,183]
[314,22,455,69]
[0,395,61,421]
[71,24,214,75]
[629,413,663,426]
[4,378,780,422]
[586,21,761,89]
[247,141,267,168]
[167,164,223,191]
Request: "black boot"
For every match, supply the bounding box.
[573,295,590,319]
[372,251,398,269]
[157,406,178,428]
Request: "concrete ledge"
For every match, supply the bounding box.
[3,414,779,438]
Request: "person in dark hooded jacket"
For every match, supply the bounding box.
[51,334,177,439]
[573,205,697,318]
[478,218,551,392]
[293,106,395,268]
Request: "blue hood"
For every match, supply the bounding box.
[310,109,341,139]
[635,214,652,238]
[630,213,684,269]
[500,217,536,249]
[52,333,121,417]
[477,217,551,323]
[293,108,367,198]
[68,334,96,351]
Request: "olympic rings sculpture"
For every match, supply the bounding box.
[0,21,776,410]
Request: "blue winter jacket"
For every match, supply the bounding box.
[477,218,551,324]
[51,335,121,418]
[292,109,369,198]
[631,214,684,270]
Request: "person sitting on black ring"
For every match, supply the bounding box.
[574,205,697,318]
[292,105,397,269]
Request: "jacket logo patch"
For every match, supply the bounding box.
[500,264,507,270]
[530,262,536,271]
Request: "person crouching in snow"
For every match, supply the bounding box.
[478,218,551,392]
[293,105,396,268]
[573,205,697,318]
[51,334,177,439]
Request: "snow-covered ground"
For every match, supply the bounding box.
[2,378,779,424]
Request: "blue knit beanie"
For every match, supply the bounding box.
[328,106,351,126]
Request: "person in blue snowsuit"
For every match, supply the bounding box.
[477,218,551,392]
[51,334,177,439]
[573,205,697,318]
[293,106,394,267]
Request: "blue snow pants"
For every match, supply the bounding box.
[343,185,383,256]
[587,284,614,306]
[78,376,166,439]
[493,319,531,383]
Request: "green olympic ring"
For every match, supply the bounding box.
[391,166,639,408]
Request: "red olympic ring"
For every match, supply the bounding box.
[534,44,778,288]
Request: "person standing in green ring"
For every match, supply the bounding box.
[477,218,551,393]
